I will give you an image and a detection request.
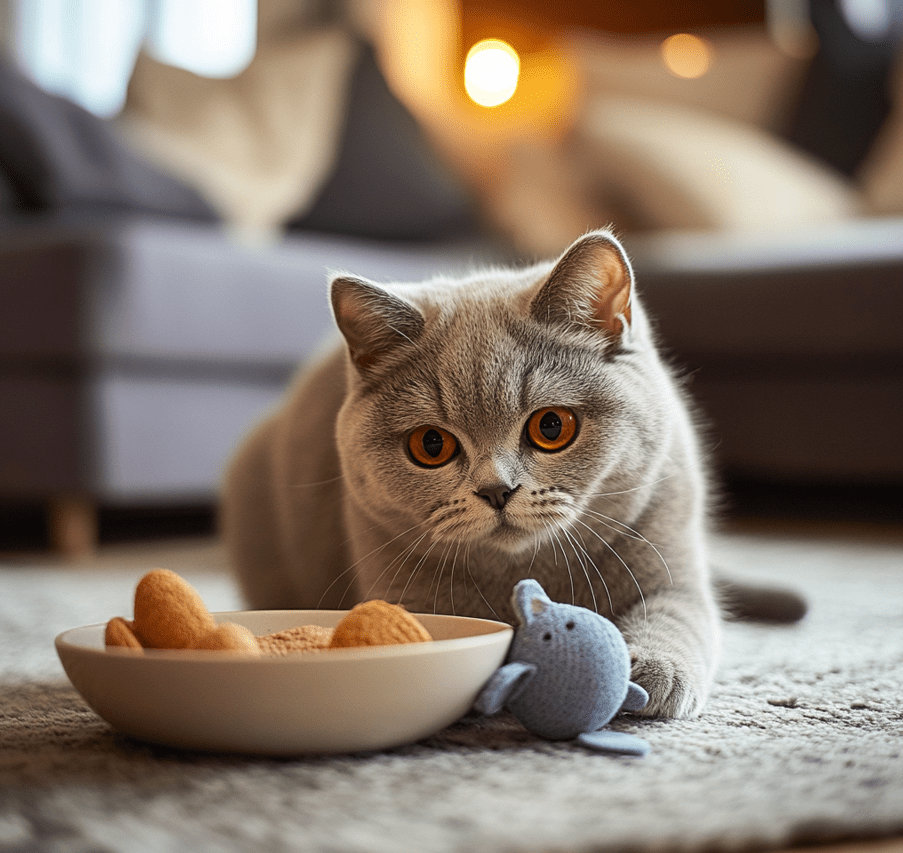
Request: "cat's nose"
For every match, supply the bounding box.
[475,483,520,510]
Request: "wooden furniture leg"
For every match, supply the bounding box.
[49,496,98,560]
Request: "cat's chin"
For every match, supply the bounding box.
[474,523,543,556]
[431,521,537,556]
[486,535,538,556]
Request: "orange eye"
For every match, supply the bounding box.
[408,425,459,467]
[526,407,577,452]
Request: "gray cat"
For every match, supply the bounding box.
[222,229,740,718]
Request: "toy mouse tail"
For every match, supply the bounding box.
[576,731,650,756]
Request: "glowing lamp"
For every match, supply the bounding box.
[464,39,520,107]
[660,33,712,79]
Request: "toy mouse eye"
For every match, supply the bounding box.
[542,632,553,642]
[526,407,577,452]
[408,425,459,467]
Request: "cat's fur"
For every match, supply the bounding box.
[222,230,721,718]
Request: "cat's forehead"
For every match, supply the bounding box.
[370,265,617,436]
[416,294,600,426]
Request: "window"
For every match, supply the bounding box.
[10,0,257,117]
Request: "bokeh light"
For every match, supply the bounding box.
[464,39,520,107]
[660,33,712,79]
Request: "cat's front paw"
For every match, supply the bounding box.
[629,649,708,719]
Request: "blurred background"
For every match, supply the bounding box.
[1,0,902,555]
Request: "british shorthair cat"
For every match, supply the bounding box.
[223,229,736,717]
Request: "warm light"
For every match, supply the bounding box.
[660,33,712,79]
[464,39,520,107]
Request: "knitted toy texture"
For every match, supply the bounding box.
[474,579,650,756]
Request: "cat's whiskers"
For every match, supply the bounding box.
[315,519,431,608]
[540,520,576,606]
[396,536,443,609]
[559,525,599,614]
[335,524,426,607]
[362,529,432,604]
[540,519,562,569]
[431,540,460,614]
[526,533,542,578]
[586,470,678,500]
[571,523,619,615]
[572,515,648,623]
[581,507,673,585]
[465,562,501,620]
[427,540,448,612]
[571,522,619,615]
[427,501,481,544]
[289,474,348,489]
[452,541,473,617]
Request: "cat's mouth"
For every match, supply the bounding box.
[429,510,535,553]
[428,493,574,554]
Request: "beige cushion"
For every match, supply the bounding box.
[574,96,861,232]
[858,53,903,216]
[119,28,357,238]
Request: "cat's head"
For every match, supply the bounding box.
[329,230,674,554]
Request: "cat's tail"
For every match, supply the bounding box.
[713,575,808,623]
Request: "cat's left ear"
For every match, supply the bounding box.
[330,275,424,372]
[530,230,633,341]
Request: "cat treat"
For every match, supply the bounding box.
[104,569,432,655]
[329,598,433,647]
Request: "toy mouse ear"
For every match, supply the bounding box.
[512,579,551,625]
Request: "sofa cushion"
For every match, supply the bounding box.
[574,96,861,232]
[287,42,477,241]
[122,33,477,242]
[0,57,216,222]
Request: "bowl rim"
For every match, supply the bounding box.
[55,609,514,664]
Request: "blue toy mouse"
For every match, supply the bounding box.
[473,579,650,756]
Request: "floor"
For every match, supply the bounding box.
[797,841,903,853]
[2,482,900,853]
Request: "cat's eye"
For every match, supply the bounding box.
[526,407,577,452]
[408,425,459,467]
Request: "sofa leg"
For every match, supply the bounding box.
[49,497,98,560]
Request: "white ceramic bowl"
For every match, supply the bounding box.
[56,610,512,755]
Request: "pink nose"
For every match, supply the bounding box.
[476,484,520,509]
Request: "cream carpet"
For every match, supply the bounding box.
[1,525,901,853]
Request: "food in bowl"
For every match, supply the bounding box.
[55,570,513,754]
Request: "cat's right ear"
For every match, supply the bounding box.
[330,276,424,373]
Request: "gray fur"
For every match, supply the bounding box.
[222,230,721,718]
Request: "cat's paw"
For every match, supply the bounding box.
[629,649,708,719]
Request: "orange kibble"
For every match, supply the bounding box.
[329,600,433,648]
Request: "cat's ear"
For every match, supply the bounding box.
[330,275,424,372]
[530,230,633,341]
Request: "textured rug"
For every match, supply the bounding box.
[1,527,901,853]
